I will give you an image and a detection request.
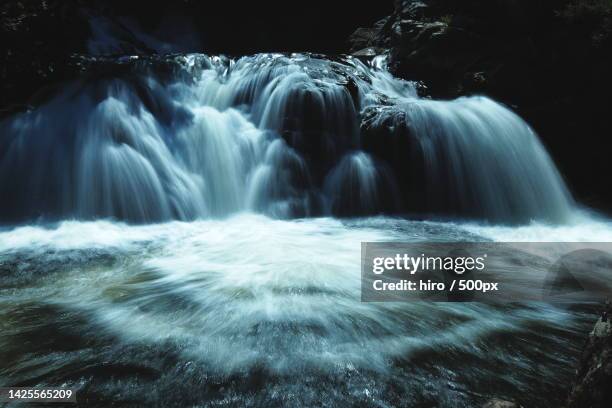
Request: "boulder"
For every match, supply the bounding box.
[348,0,612,213]
[566,302,612,408]
[482,399,521,408]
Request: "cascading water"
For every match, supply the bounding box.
[0,53,574,224]
[2,53,611,408]
[363,96,574,222]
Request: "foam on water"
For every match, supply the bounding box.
[0,53,575,224]
[462,209,612,242]
[0,52,606,406]
[0,215,607,405]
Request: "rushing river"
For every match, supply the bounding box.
[0,53,610,407]
[1,215,611,407]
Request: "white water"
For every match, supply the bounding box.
[0,53,607,406]
[1,215,611,405]
[399,97,573,221]
[0,53,574,224]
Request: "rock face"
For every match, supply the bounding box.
[0,0,89,114]
[349,0,612,212]
[0,0,392,114]
[482,399,521,408]
[3,0,612,211]
[566,302,612,408]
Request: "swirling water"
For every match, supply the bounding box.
[0,53,609,407]
[1,215,611,407]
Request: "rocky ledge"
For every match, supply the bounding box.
[566,301,612,408]
[0,0,390,115]
[349,0,612,212]
[480,301,611,408]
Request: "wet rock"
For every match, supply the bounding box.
[349,28,382,52]
[351,47,384,57]
[482,399,521,408]
[566,301,612,408]
[591,317,612,338]
[0,0,90,112]
[348,0,612,213]
[360,104,425,213]
[1,0,393,112]
[348,16,394,52]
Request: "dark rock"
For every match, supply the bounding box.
[348,16,394,52]
[566,301,612,408]
[482,399,522,408]
[360,104,426,214]
[351,47,385,57]
[0,0,90,111]
[349,28,381,51]
[348,0,612,214]
[0,0,394,112]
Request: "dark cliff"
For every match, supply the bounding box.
[349,0,612,213]
[1,0,392,113]
[566,302,612,408]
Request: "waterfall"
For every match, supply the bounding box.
[403,97,573,222]
[324,152,399,216]
[0,53,574,224]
